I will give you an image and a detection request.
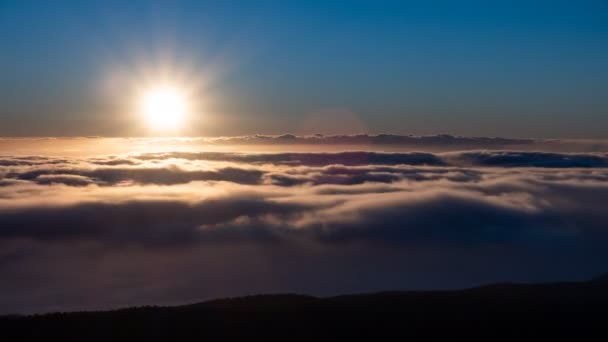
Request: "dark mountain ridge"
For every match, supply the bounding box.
[3,274,608,338]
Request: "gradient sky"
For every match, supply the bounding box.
[1,0,607,138]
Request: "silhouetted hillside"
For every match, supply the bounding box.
[3,274,608,339]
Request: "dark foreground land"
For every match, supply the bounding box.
[3,274,608,339]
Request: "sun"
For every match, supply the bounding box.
[139,85,189,131]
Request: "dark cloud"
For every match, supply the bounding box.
[207,133,533,147]
[32,174,95,186]
[450,151,608,168]
[88,158,140,166]
[0,179,30,187]
[0,196,324,246]
[267,168,404,186]
[137,151,447,166]
[308,192,608,245]
[0,156,71,166]
[135,151,608,168]
[8,166,264,186]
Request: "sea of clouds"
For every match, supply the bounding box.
[1,134,608,313]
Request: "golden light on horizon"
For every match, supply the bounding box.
[139,85,190,131]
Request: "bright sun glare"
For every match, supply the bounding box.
[140,86,189,131]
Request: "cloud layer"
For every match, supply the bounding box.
[1,141,608,314]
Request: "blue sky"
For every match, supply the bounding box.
[1,0,607,137]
